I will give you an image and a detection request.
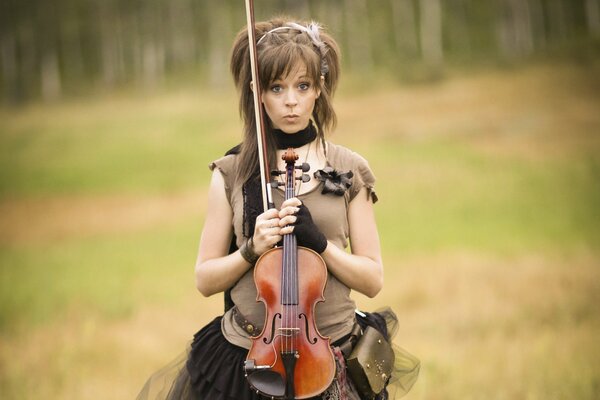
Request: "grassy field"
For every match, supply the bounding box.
[1,62,599,399]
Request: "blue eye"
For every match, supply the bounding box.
[299,82,310,90]
[270,85,282,93]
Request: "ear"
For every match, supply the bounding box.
[250,81,265,104]
[316,75,325,99]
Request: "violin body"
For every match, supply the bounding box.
[247,245,335,399]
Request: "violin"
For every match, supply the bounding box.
[244,150,335,399]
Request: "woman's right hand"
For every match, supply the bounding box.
[251,208,284,255]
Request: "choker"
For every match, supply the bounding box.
[273,122,317,149]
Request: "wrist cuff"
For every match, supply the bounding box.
[240,237,259,264]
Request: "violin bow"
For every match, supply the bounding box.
[244,0,274,211]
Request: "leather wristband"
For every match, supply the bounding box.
[240,237,259,264]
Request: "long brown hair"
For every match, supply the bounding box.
[230,17,341,183]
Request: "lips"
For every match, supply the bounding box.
[283,114,300,123]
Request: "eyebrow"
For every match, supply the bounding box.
[271,75,312,83]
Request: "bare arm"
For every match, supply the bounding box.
[194,170,284,297]
[322,188,383,297]
[279,189,383,298]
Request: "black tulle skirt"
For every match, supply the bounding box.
[136,310,419,400]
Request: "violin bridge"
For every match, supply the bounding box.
[277,327,300,337]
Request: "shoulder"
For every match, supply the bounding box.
[208,152,240,196]
[209,153,238,177]
[325,142,377,203]
[326,142,371,170]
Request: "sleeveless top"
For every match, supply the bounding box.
[209,142,377,349]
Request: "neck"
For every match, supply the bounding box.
[272,122,317,149]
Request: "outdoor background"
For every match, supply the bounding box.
[1,1,599,399]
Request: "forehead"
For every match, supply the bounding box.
[260,41,321,86]
[273,63,309,81]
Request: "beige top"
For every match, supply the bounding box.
[209,142,377,349]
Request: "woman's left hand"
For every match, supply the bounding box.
[278,197,328,254]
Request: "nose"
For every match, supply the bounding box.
[285,90,298,108]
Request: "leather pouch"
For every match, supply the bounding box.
[346,326,395,399]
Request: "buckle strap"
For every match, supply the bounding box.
[338,322,362,359]
[232,306,258,336]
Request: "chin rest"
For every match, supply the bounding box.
[246,370,286,398]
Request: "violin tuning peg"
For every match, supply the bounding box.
[270,181,284,188]
[295,174,310,182]
[271,170,284,176]
[295,163,310,172]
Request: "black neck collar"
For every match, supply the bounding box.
[273,122,317,149]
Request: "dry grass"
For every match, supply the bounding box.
[0,190,206,246]
[336,63,600,159]
[1,63,599,399]
[2,252,598,399]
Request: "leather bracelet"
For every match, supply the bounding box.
[240,237,259,264]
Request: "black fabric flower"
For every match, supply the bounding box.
[314,167,353,196]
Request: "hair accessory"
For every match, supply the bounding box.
[314,167,353,196]
[257,22,329,75]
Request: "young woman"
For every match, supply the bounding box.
[137,17,418,400]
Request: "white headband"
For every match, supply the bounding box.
[256,22,329,75]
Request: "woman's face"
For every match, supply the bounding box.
[262,64,320,134]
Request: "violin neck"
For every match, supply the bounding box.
[281,156,299,305]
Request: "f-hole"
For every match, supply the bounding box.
[299,313,317,344]
[263,313,281,344]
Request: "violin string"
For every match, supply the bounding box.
[289,169,293,354]
[283,233,287,354]
[293,162,299,354]
[293,147,307,355]
[282,152,306,358]
[286,166,293,355]
[294,235,297,354]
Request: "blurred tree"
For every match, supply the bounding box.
[0,0,598,104]
[586,0,600,38]
[391,0,420,58]
[446,0,473,59]
[343,0,374,73]
[496,0,534,59]
[420,0,444,68]
[206,0,232,88]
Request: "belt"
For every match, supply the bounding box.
[232,306,259,336]
[232,305,362,357]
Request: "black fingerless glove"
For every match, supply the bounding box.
[294,204,328,254]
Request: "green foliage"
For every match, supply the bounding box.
[0,93,241,197]
[369,138,600,255]
[0,222,200,334]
